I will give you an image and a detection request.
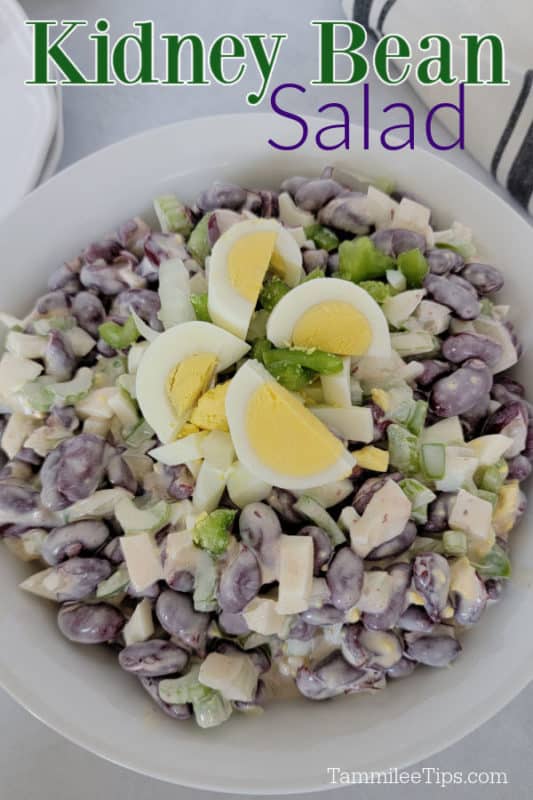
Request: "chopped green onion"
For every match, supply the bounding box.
[397,248,429,288]
[387,424,419,475]
[267,362,315,391]
[471,543,511,579]
[407,400,428,435]
[263,347,343,375]
[338,236,394,283]
[421,443,446,480]
[399,478,435,522]
[302,267,326,282]
[98,316,139,350]
[442,530,468,557]
[293,495,345,546]
[190,293,211,322]
[304,224,339,252]
[192,509,236,556]
[187,213,212,265]
[358,280,392,304]
[259,276,290,311]
[154,194,193,236]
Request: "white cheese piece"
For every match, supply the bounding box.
[83,417,111,437]
[473,317,518,374]
[391,197,434,246]
[449,489,493,542]
[186,459,203,479]
[296,479,354,510]
[415,300,451,335]
[349,480,411,558]
[226,461,272,508]
[2,413,37,459]
[243,597,286,636]
[163,529,200,581]
[200,430,235,470]
[199,652,258,702]
[65,327,96,357]
[276,535,314,615]
[149,432,208,465]
[450,556,483,603]
[320,357,351,408]
[383,289,425,328]
[468,434,513,466]
[123,598,154,646]
[76,387,118,420]
[366,185,399,229]
[168,499,194,528]
[435,447,478,492]
[108,391,138,429]
[0,353,42,399]
[421,416,464,445]
[310,405,373,444]
[192,461,226,512]
[278,192,315,228]
[120,532,163,591]
[338,505,360,532]
[357,571,394,614]
[127,342,148,374]
[65,488,133,521]
[6,331,47,359]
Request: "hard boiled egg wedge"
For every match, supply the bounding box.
[136,321,249,443]
[267,277,391,359]
[226,360,355,490]
[208,218,303,339]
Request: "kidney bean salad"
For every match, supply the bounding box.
[0,168,530,729]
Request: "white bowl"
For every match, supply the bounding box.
[0,114,532,795]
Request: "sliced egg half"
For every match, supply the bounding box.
[208,219,303,339]
[136,321,249,443]
[226,360,355,490]
[267,277,392,359]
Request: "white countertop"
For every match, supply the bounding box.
[6,1,533,797]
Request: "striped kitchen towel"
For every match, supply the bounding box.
[342,0,533,215]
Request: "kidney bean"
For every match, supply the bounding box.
[83,239,122,264]
[48,264,82,295]
[327,547,363,610]
[218,547,261,613]
[359,629,403,669]
[58,602,125,643]
[367,522,417,560]
[166,570,194,593]
[413,553,451,621]
[340,623,368,668]
[296,652,366,700]
[280,176,309,197]
[461,262,504,295]
[107,454,138,494]
[258,190,278,218]
[424,274,481,320]
[430,358,493,417]
[370,402,391,442]
[507,454,532,481]
[0,461,33,481]
[219,610,250,636]
[353,473,403,515]
[48,557,111,601]
[302,249,329,273]
[44,330,76,381]
[111,289,161,325]
[239,503,281,577]
[287,617,315,641]
[426,248,464,275]
[485,578,503,601]
[451,574,487,627]
[384,658,415,681]
[233,679,267,712]
[80,261,130,296]
[143,233,189,268]
[41,434,108,510]
[197,182,246,212]
[318,193,371,234]
[72,292,106,336]
[207,210,243,247]
[119,640,188,677]
[483,401,527,457]
[155,590,210,654]
[128,581,161,600]
[42,520,110,565]
[301,605,345,625]
[17,448,42,467]
[372,228,426,257]
[266,488,302,523]
[34,291,70,316]
[425,492,457,533]
[163,465,195,501]
[398,605,434,633]
[101,537,124,564]
[294,178,345,211]
[417,361,451,389]
[300,525,333,574]
[493,375,525,399]
[328,252,339,273]
[117,217,151,256]
[363,563,412,631]
[47,406,79,432]
[442,333,502,368]
[138,675,191,720]
[0,481,58,527]
[405,632,461,667]
[241,191,262,215]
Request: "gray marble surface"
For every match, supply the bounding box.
[5,1,532,797]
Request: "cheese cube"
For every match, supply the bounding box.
[123,598,154,646]
[243,597,285,636]
[449,489,493,542]
[198,652,258,702]
[120,532,163,591]
[276,535,313,615]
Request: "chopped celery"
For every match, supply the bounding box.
[96,564,129,599]
[192,509,236,556]
[302,267,326,282]
[20,378,54,413]
[476,461,506,494]
[94,355,127,388]
[116,497,170,535]
[475,489,498,509]
[304,224,339,252]
[293,495,345,546]
[193,689,233,729]
[188,213,212,265]
[153,194,193,236]
[259,276,290,311]
[338,236,394,283]
[125,419,155,448]
[387,424,419,475]
[193,551,218,612]
[442,530,467,557]
[99,316,139,350]
[190,293,211,322]
[386,269,407,293]
[397,248,428,288]
[471,543,511,579]
[358,280,392,304]
[159,666,205,704]
[50,367,93,405]
[407,400,428,435]
[263,347,343,375]
[267,362,314,391]
[421,443,446,480]
[399,478,436,523]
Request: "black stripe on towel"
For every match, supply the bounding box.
[377,0,398,34]
[352,0,374,29]
[507,120,533,208]
[491,69,533,178]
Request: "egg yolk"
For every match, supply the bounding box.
[166,353,217,418]
[246,381,344,477]
[228,230,278,303]
[292,301,372,356]
[190,380,231,431]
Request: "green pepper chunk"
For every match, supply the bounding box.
[397,248,428,288]
[252,337,273,363]
[259,276,290,311]
[304,224,339,252]
[98,315,139,350]
[192,509,236,556]
[263,347,343,375]
[338,236,394,283]
[358,280,392,304]
[302,267,326,282]
[267,362,315,391]
[190,293,211,322]
[187,213,212,265]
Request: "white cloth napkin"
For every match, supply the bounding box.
[342,0,533,215]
